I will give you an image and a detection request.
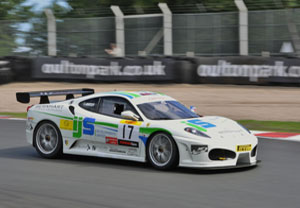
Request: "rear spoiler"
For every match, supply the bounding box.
[16,88,94,104]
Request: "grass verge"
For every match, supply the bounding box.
[0,112,27,118]
[238,120,300,133]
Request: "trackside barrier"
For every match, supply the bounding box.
[3,56,300,85]
[0,57,14,84]
[192,56,300,85]
[31,57,185,83]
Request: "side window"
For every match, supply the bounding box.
[79,98,100,112]
[99,96,140,119]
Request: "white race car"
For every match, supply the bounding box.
[17,89,258,170]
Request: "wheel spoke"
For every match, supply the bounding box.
[161,153,167,162]
[48,142,54,149]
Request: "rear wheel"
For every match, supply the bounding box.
[147,133,179,170]
[34,121,62,158]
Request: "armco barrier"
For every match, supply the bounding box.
[9,56,32,81]
[0,57,14,84]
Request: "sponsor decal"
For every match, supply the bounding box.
[41,60,166,78]
[95,128,117,138]
[127,148,138,156]
[73,117,95,138]
[218,130,243,134]
[35,105,64,111]
[118,139,139,148]
[57,115,117,138]
[138,91,158,96]
[187,119,216,128]
[60,119,73,130]
[109,148,126,154]
[105,137,118,145]
[120,120,142,126]
[182,119,216,132]
[236,144,252,152]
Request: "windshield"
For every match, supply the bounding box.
[137,100,199,120]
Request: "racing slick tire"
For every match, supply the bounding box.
[147,132,179,170]
[33,121,63,159]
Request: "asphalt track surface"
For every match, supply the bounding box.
[1,120,300,208]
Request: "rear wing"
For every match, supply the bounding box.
[16,88,94,104]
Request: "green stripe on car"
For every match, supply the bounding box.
[181,121,207,132]
[140,127,171,135]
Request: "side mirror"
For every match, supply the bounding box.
[190,105,196,113]
[121,110,140,121]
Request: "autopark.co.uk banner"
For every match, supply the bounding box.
[192,56,300,84]
[31,57,184,82]
[9,55,300,85]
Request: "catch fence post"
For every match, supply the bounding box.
[234,0,248,56]
[111,5,125,57]
[44,9,57,56]
[158,3,173,56]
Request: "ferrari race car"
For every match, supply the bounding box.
[16,89,258,170]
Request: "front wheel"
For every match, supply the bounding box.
[34,121,62,158]
[147,133,179,170]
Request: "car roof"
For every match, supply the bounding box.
[89,91,176,105]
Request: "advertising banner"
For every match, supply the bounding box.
[32,57,180,82]
[193,56,300,84]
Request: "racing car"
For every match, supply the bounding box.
[16,89,258,170]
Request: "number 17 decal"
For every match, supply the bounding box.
[118,124,139,142]
[123,125,134,139]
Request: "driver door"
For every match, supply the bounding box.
[93,96,144,157]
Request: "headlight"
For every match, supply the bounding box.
[184,127,210,138]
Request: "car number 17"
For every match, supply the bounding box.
[118,124,139,141]
[123,125,134,139]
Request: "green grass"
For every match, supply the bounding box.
[0,112,27,118]
[238,120,300,133]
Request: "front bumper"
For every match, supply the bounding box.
[174,136,258,169]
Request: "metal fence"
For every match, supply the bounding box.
[56,17,115,57]
[173,12,239,56]
[249,8,300,55]
[1,8,300,57]
[125,16,163,56]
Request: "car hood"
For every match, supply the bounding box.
[151,116,256,144]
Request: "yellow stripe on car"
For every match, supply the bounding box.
[120,120,142,126]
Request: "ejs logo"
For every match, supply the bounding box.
[73,117,95,138]
[187,119,216,128]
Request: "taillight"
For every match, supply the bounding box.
[27,105,34,112]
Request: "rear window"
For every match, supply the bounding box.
[79,98,100,112]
